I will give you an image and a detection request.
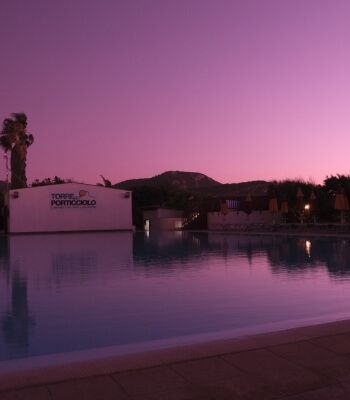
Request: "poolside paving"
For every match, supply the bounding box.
[2,320,350,399]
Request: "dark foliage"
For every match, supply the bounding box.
[0,113,34,189]
[131,185,191,229]
[31,176,72,187]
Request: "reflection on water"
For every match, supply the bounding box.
[2,231,350,365]
[1,271,35,359]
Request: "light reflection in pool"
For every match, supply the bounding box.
[1,231,350,368]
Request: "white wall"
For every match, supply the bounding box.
[6,183,133,233]
[143,208,183,231]
[208,210,283,230]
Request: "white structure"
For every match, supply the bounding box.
[208,210,283,230]
[5,183,133,233]
[143,207,183,231]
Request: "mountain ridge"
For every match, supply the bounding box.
[114,170,269,196]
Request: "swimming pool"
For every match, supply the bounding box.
[1,231,350,370]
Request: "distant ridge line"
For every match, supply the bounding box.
[114,170,269,196]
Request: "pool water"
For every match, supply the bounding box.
[1,231,350,368]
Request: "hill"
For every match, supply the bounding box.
[114,171,220,190]
[196,181,269,197]
[114,171,269,197]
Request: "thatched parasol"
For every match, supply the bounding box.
[268,190,278,224]
[268,191,278,213]
[334,184,349,223]
[220,199,229,216]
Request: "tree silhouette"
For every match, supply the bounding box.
[0,113,34,189]
[100,175,112,187]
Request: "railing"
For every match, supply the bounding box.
[182,199,218,230]
[210,222,350,233]
[182,201,202,229]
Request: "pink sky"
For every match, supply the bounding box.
[1,0,350,186]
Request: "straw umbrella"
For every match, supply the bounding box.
[268,190,278,224]
[334,184,347,209]
[296,187,305,223]
[244,194,252,224]
[220,199,229,216]
[280,194,288,223]
[334,184,349,223]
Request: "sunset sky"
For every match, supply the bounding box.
[1,0,350,186]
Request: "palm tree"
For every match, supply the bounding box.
[0,113,34,189]
[100,174,112,187]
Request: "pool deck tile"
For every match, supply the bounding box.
[0,387,52,400]
[47,375,131,400]
[3,320,350,399]
[170,357,244,384]
[268,341,350,381]
[113,365,201,398]
[309,333,350,354]
[289,381,350,400]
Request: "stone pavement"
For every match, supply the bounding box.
[2,319,350,399]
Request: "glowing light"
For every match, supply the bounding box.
[305,240,311,257]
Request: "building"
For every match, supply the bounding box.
[5,182,133,233]
[207,209,282,230]
[143,207,183,231]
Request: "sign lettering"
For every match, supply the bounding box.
[50,190,96,209]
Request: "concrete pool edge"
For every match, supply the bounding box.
[2,318,350,393]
